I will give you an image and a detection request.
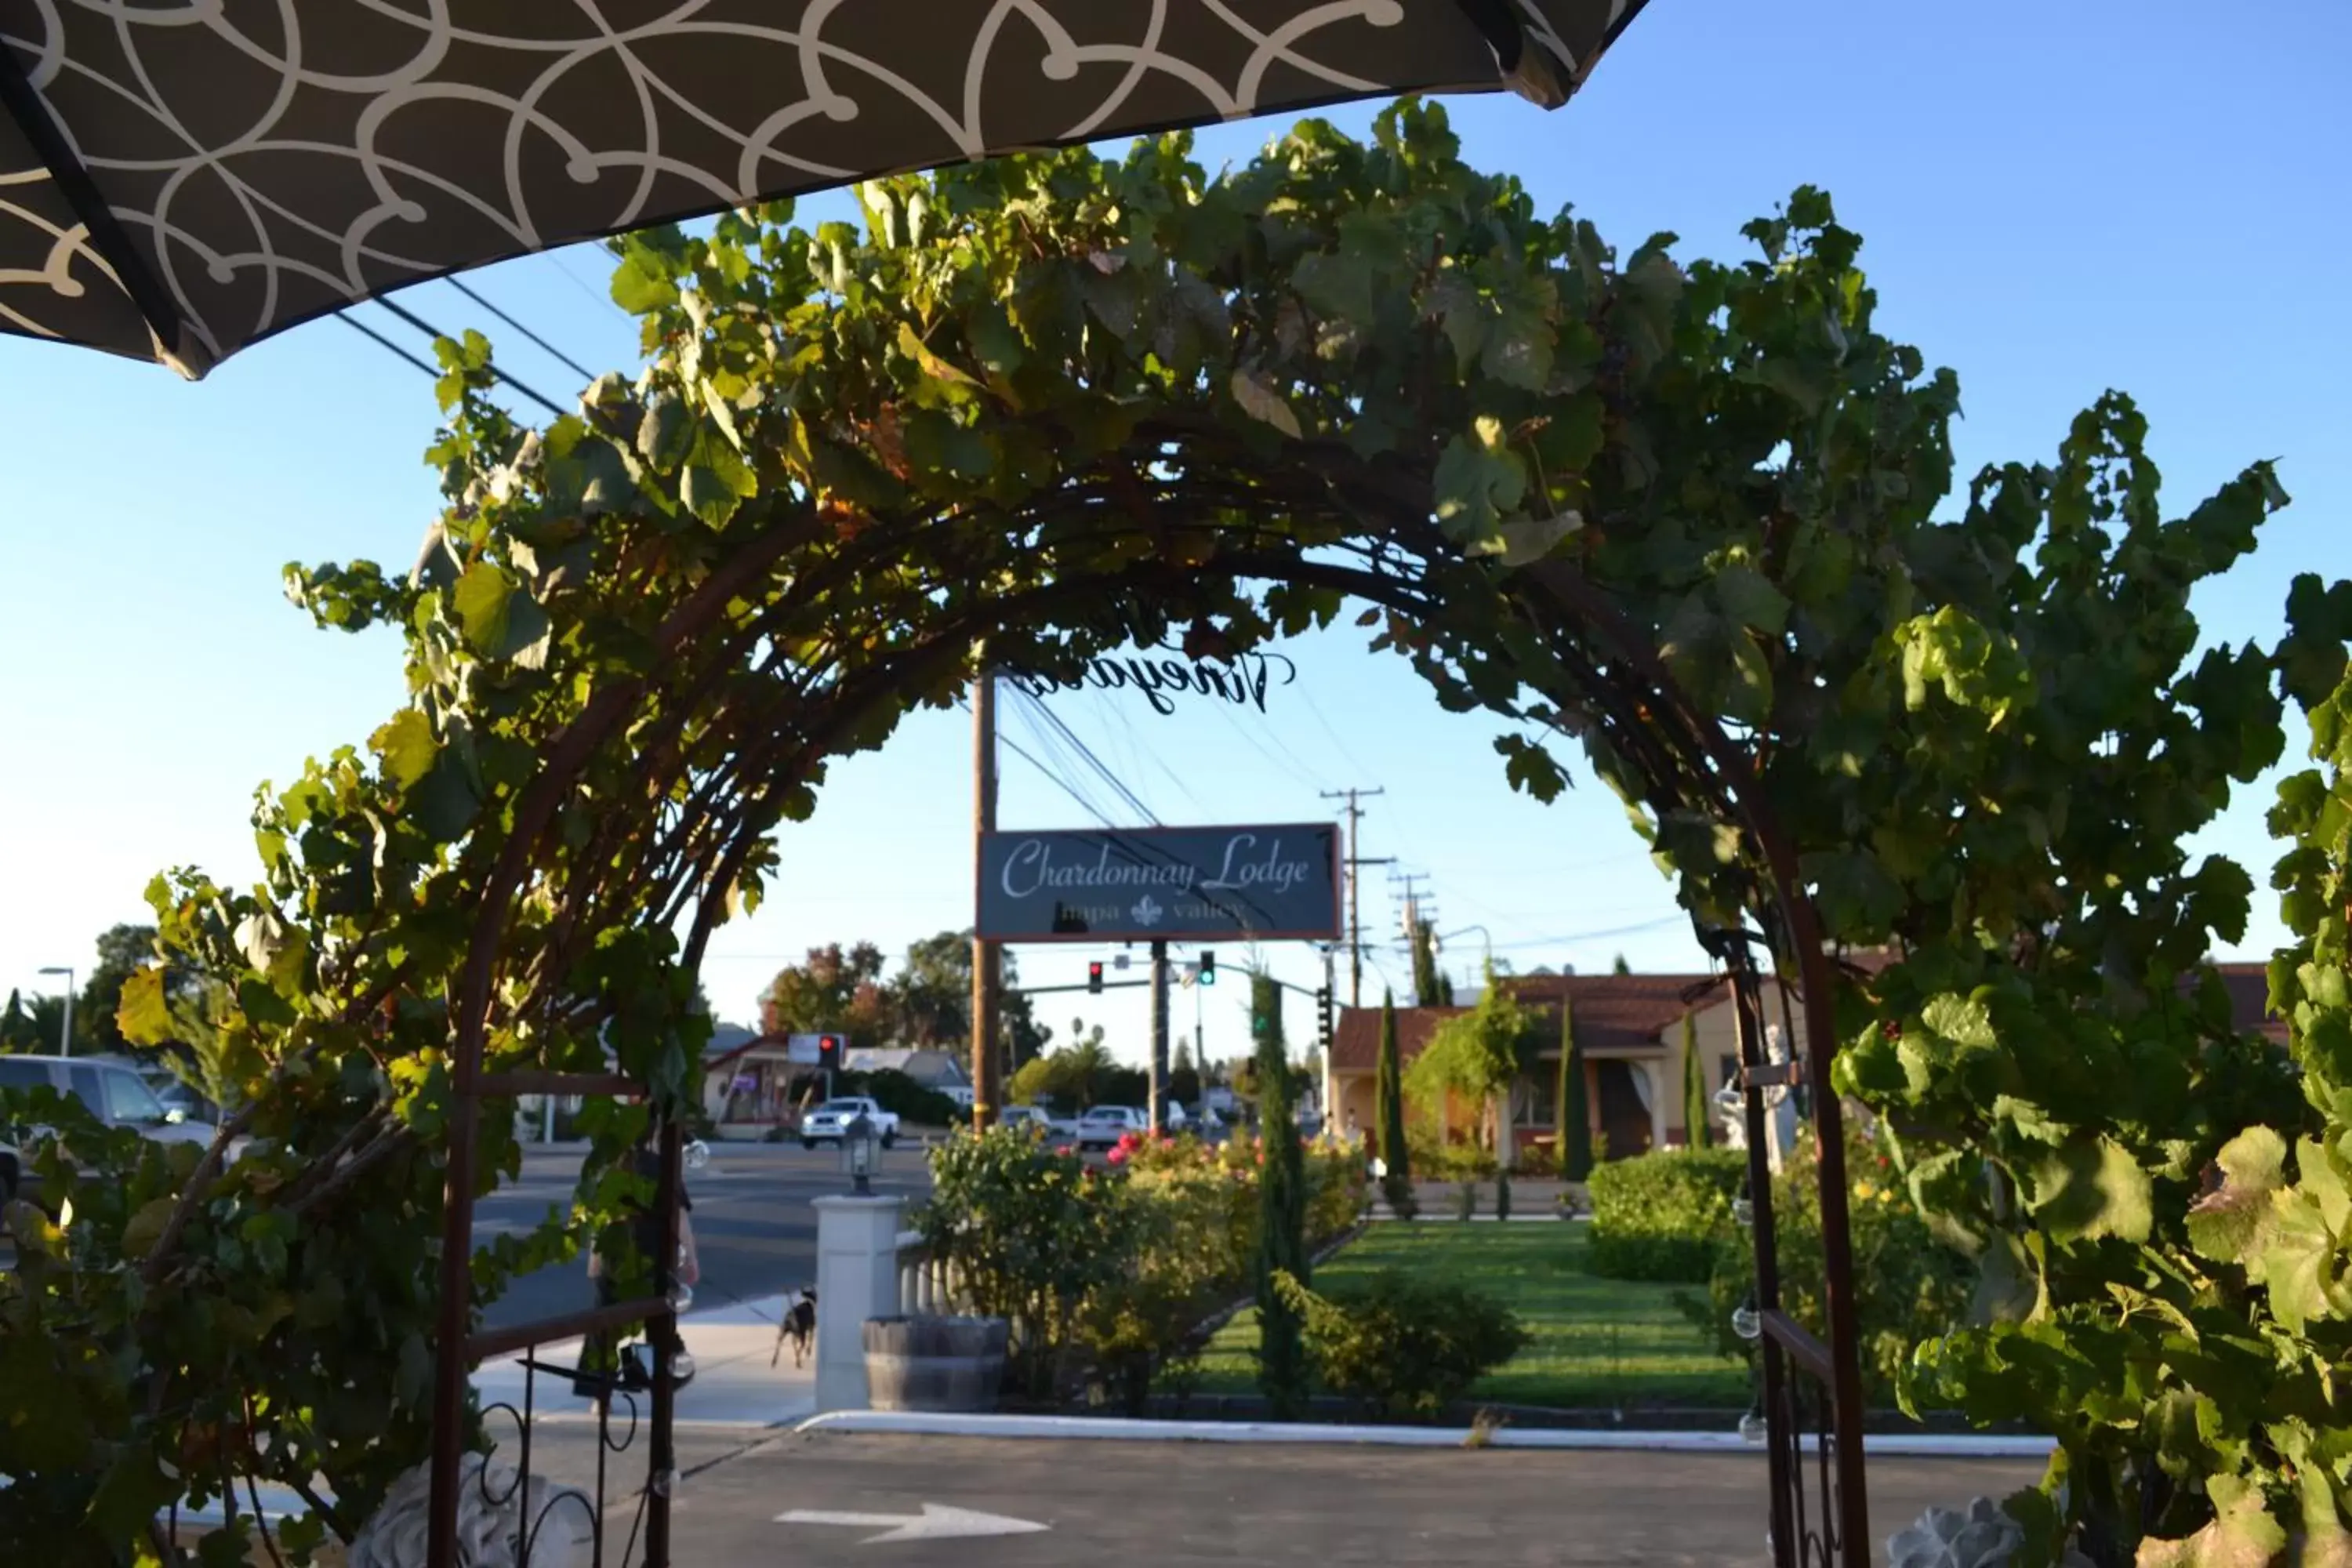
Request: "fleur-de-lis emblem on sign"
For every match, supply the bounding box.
[1131,895,1164,927]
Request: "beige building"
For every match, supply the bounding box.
[1326,971,1808,1163]
[1327,960,2286,1164]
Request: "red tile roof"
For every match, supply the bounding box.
[1330,960,2289,1074]
[1330,971,1725,1074]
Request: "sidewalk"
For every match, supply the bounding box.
[474,1291,818,1427]
[186,1294,817,1531]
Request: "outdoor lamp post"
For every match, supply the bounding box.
[841,1112,880,1197]
[36,966,73,1056]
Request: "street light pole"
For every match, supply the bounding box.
[37,966,74,1056]
[1440,926,1494,972]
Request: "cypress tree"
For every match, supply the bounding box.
[1374,989,1412,1214]
[1559,990,1592,1181]
[1251,975,1309,1417]
[1680,1010,1713,1149]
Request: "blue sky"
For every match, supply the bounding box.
[2,0,2344,1069]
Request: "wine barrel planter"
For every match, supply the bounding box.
[862,1315,1008,1413]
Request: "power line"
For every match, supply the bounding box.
[333,311,437,379]
[551,246,633,320]
[362,295,570,420]
[968,693,1116,829]
[445,275,598,383]
[1006,692,1127,826]
[1014,686,1158,826]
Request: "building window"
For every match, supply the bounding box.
[1515,1069,1559,1127]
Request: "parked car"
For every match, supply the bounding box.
[0,1054,223,1208]
[799,1096,900,1150]
[997,1103,1051,1136]
[1063,1105,1149,1151]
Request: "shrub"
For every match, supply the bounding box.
[917,1128,1131,1397]
[1273,1269,1529,1420]
[1586,1147,1746,1282]
[924,1127,1363,1412]
[1685,1124,1970,1406]
[1407,1119,1494,1181]
[838,1067,960,1127]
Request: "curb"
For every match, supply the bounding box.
[790,1410,2057,1458]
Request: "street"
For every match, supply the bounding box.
[478,1140,935,1333]
[512,1428,2047,1566]
[0,1140,930,1321]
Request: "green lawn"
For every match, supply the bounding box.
[1195,1223,1749,1410]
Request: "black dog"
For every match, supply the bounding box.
[773,1287,817,1369]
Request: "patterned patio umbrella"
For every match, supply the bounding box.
[0,1,1650,378]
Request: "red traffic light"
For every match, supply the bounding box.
[1087,961,1105,994]
[817,1034,840,1062]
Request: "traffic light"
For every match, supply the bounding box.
[1199,950,1216,986]
[816,1033,841,1072]
[1087,960,1104,994]
[1315,985,1334,1052]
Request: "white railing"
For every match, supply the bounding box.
[894,1229,963,1316]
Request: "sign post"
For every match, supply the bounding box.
[1149,938,1171,1134]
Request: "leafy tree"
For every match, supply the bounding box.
[0,989,43,1052]
[884,928,1049,1067]
[1558,991,1592,1182]
[1679,1011,1712,1149]
[2,990,68,1054]
[1252,975,1309,1418]
[1410,919,1453,1007]
[1610,954,1632,976]
[79,923,169,1057]
[1007,1022,1129,1111]
[758,942,891,1040]
[1406,967,1530,1158]
[1374,989,1413,1212]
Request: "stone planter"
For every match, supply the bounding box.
[862,1315,1008,1413]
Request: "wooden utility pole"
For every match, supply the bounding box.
[1320,786,1392,1008]
[971,668,1003,1132]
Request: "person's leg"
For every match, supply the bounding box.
[573,1272,619,1399]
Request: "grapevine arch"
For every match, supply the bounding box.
[366,103,1901,1565]
[35,99,2290,1568]
[413,402,1877,1568]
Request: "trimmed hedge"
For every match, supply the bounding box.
[1586,1147,1746,1283]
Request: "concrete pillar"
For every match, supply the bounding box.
[811,1193,906,1414]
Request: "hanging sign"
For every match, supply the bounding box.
[1002,644,1298,717]
[977,823,1342,943]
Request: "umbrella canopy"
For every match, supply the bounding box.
[0,1,1648,379]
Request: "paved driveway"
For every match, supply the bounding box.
[554,1428,2045,1566]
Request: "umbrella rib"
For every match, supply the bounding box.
[0,43,193,369]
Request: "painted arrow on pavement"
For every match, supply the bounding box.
[777,1504,1050,1544]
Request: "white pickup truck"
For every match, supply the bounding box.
[1055,1105,1150,1151]
[798,1096,901,1150]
